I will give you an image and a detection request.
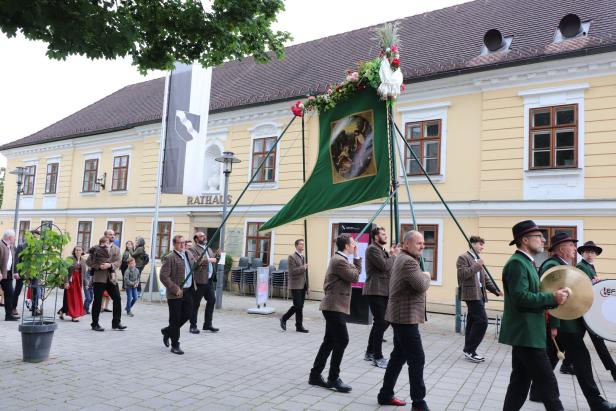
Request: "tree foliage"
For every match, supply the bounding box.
[0,0,291,73]
[16,229,72,301]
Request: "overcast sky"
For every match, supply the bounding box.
[0,0,468,166]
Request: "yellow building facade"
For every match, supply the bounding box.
[3,11,616,314]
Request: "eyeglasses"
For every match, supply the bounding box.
[175,241,187,244]
[525,234,545,240]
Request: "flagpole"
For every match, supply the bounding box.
[146,72,171,302]
[301,114,309,291]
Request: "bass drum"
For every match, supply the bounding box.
[583,279,616,342]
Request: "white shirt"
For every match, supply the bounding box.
[175,250,192,288]
[198,243,213,279]
[517,249,535,264]
[3,240,12,273]
[468,251,482,288]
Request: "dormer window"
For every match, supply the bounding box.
[481,29,513,55]
[554,14,590,43]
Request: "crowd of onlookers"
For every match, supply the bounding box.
[0,228,149,323]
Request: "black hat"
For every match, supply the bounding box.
[577,240,602,256]
[509,220,542,246]
[548,232,578,252]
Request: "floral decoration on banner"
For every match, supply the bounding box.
[292,22,405,117]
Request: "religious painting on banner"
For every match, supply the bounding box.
[259,87,389,232]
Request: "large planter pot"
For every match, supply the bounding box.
[18,321,58,363]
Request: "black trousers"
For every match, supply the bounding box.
[503,346,563,411]
[558,331,605,406]
[91,281,122,328]
[190,282,215,328]
[311,310,349,381]
[378,323,426,408]
[282,289,306,329]
[1,273,14,319]
[163,288,194,347]
[464,299,488,354]
[589,330,616,372]
[366,295,389,359]
[12,278,23,311]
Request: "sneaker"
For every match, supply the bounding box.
[373,357,389,369]
[463,351,484,363]
[364,352,374,362]
[127,312,134,317]
[472,352,485,361]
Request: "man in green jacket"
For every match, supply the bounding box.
[537,232,578,376]
[536,235,616,411]
[577,241,616,382]
[499,220,569,411]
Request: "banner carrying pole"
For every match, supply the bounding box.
[301,114,309,292]
[388,103,400,245]
[182,115,297,286]
[392,120,501,293]
[147,72,172,301]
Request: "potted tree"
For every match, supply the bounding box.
[16,226,71,362]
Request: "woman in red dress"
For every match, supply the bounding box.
[63,246,86,321]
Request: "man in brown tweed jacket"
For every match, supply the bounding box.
[281,239,309,333]
[309,233,361,393]
[377,230,432,409]
[456,236,501,363]
[363,226,399,368]
[160,235,196,355]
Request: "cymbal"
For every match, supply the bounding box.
[540,265,594,320]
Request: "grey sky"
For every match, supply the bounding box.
[0,0,468,165]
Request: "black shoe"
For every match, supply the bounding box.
[170,345,184,355]
[91,324,104,331]
[327,378,352,393]
[308,374,330,388]
[280,317,287,331]
[203,325,219,333]
[161,328,169,347]
[103,308,112,312]
[190,326,200,334]
[590,400,616,411]
[560,363,575,375]
[296,327,309,333]
[364,352,374,362]
[5,316,18,321]
[112,324,127,330]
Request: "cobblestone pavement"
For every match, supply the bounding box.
[0,293,614,410]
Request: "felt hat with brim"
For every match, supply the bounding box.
[548,232,578,252]
[509,220,542,246]
[577,240,602,256]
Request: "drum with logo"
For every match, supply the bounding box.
[583,279,616,342]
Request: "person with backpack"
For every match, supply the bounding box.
[131,237,149,298]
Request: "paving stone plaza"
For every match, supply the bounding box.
[0,294,614,410]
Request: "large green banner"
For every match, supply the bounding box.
[260,88,390,231]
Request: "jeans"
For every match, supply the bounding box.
[83,287,93,312]
[191,282,216,328]
[311,310,349,381]
[282,289,306,329]
[503,346,563,411]
[464,299,488,354]
[366,295,389,359]
[126,287,138,312]
[162,288,194,347]
[378,323,426,409]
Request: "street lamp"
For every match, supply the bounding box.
[9,167,26,235]
[214,151,240,309]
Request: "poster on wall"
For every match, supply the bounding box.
[338,222,372,286]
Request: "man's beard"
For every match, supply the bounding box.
[377,238,387,245]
